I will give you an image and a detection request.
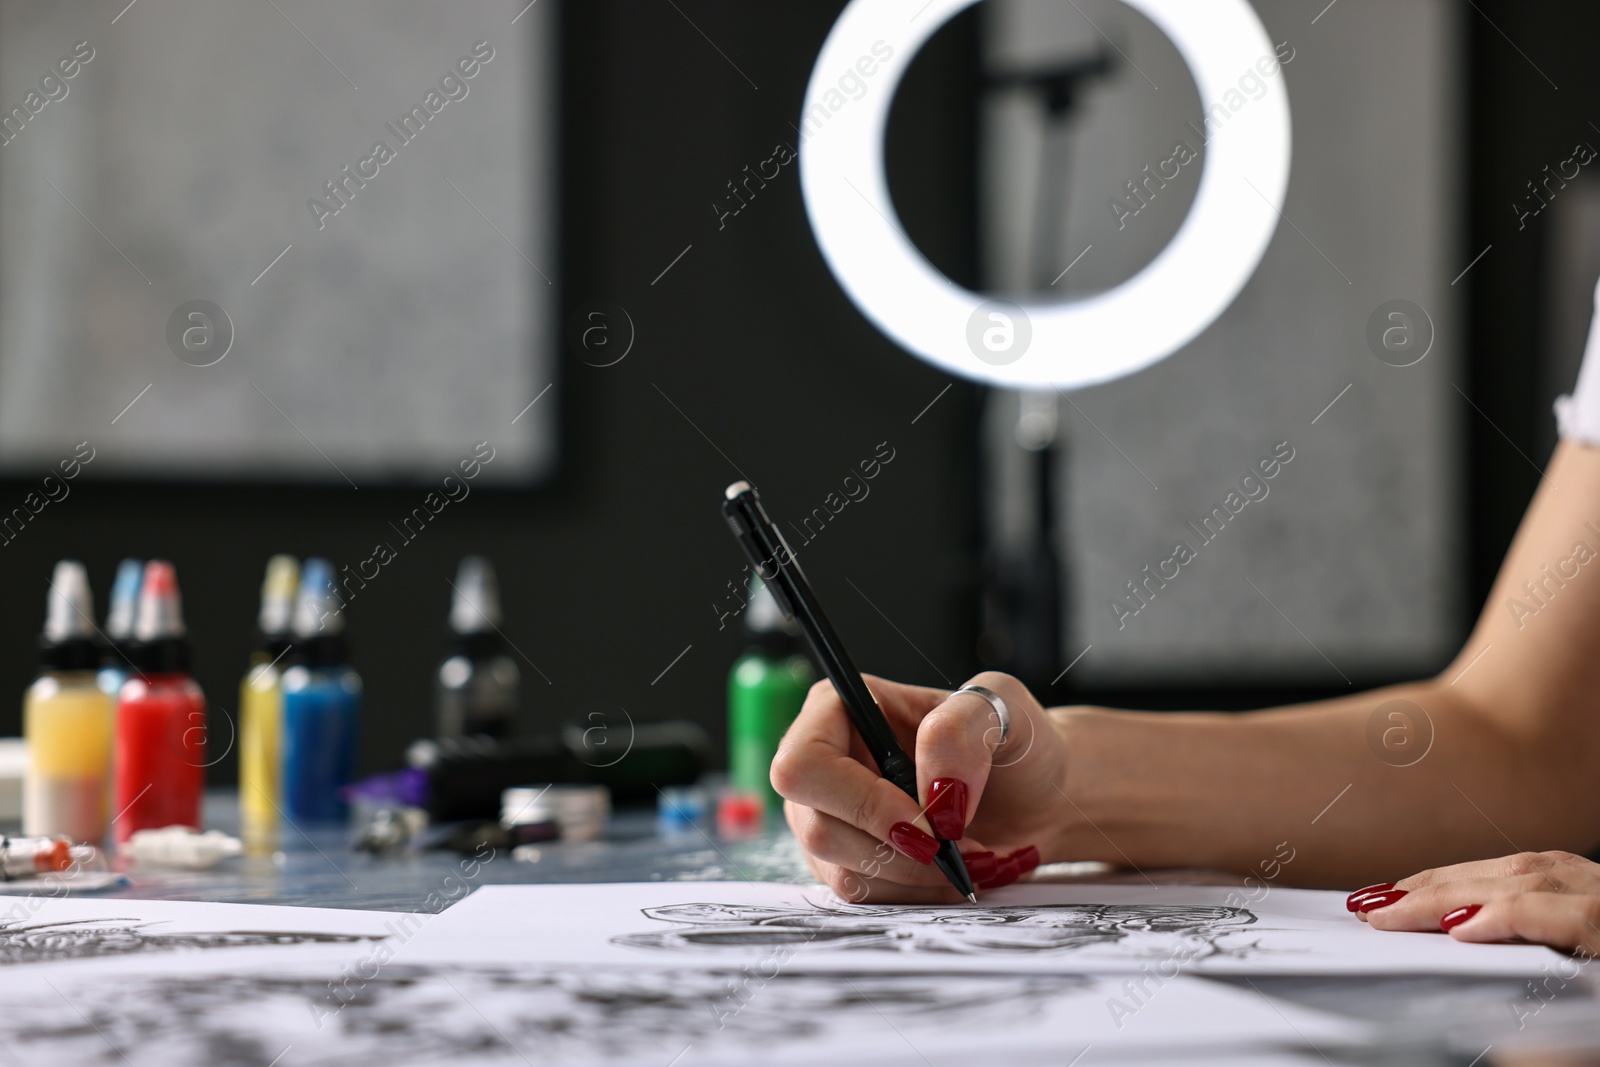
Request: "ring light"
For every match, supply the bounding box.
[800,0,1291,389]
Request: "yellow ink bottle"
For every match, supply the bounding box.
[23,561,115,843]
[239,555,298,851]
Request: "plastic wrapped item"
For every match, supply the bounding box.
[502,785,609,842]
[499,797,559,846]
[123,826,242,869]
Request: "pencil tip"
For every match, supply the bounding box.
[965,893,977,904]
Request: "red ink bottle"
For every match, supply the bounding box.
[113,561,206,845]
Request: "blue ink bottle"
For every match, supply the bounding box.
[280,558,362,821]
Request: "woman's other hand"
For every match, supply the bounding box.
[1353,851,1600,956]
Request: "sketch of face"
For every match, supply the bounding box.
[613,902,1258,958]
[0,918,382,965]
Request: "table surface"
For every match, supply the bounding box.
[31,792,1600,1067]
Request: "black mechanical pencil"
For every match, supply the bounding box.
[722,480,976,902]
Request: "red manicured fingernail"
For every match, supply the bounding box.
[961,850,997,882]
[889,822,939,865]
[1346,882,1395,912]
[1440,904,1482,932]
[925,778,969,841]
[978,855,1022,891]
[1355,889,1407,913]
[1010,845,1041,875]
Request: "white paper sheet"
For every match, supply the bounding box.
[0,953,1356,1065]
[0,889,1374,1065]
[398,881,1567,977]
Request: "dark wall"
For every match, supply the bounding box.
[8,0,1592,769]
[0,1,983,779]
[1465,0,1600,609]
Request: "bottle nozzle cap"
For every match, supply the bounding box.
[744,574,789,635]
[449,556,502,633]
[43,561,96,643]
[258,554,299,636]
[105,558,143,640]
[133,560,186,641]
[292,558,344,637]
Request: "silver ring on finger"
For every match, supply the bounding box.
[954,684,1010,746]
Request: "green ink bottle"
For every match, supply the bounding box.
[727,575,814,811]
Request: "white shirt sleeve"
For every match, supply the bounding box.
[1556,275,1600,447]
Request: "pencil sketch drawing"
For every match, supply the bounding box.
[613,901,1267,960]
[0,965,1092,1066]
[0,916,384,965]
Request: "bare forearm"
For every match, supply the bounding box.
[1052,681,1600,887]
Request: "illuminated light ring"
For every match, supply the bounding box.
[800,0,1292,389]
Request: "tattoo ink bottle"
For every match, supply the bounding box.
[97,558,142,699]
[280,558,363,820]
[238,555,298,849]
[727,575,814,811]
[435,556,520,739]
[24,561,116,842]
[113,561,206,845]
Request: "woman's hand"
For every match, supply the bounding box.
[1352,851,1600,956]
[771,671,1069,903]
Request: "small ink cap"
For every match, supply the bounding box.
[133,560,186,641]
[105,558,143,640]
[258,554,300,636]
[744,574,788,635]
[43,560,96,643]
[449,556,502,633]
[292,558,344,637]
